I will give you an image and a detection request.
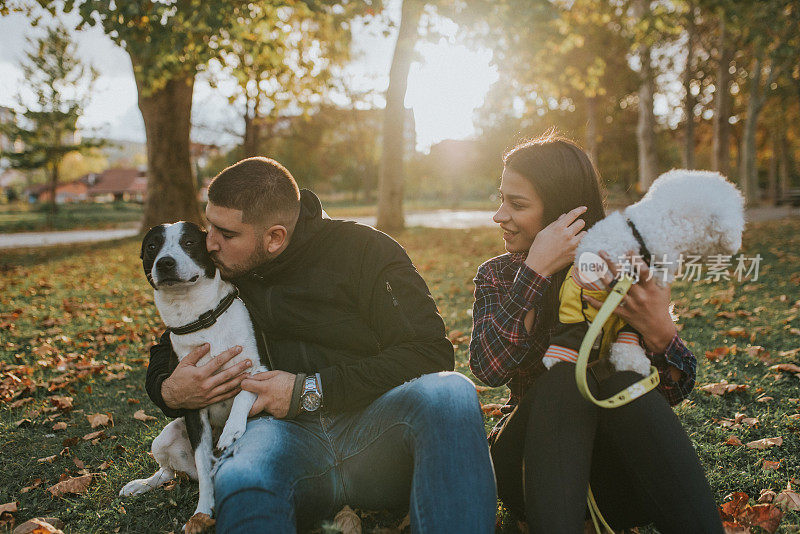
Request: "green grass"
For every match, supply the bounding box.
[1,218,799,532]
[0,202,143,233]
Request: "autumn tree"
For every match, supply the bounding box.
[0,22,99,222]
[376,0,425,231]
[212,2,360,158]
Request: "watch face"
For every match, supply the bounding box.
[302,392,321,411]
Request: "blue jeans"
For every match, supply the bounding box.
[211,372,497,533]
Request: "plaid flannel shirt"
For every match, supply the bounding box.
[469,253,696,411]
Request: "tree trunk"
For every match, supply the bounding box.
[682,6,696,169]
[767,132,778,205]
[778,132,791,203]
[376,0,424,232]
[741,57,776,206]
[133,66,202,229]
[585,95,599,167]
[242,113,261,158]
[712,19,732,176]
[47,159,59,225]
[636,44,658,192]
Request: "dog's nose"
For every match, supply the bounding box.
[156,256,176,270]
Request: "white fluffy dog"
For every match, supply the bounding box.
[542,169,745,375]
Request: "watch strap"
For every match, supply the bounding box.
[286,373,306,419]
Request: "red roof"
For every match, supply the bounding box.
[87,168,147,195]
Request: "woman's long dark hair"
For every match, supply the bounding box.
[503,132,607,322]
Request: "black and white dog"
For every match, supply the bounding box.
[120,221,267,527]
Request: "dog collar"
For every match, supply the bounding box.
[170,287,240,335]
[625,219,652,266]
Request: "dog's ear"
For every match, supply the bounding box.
[140,225,161,259]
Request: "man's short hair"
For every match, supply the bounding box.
[208,157,301,227]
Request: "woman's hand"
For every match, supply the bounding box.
[582,250,677,354]
[525,206,588,277]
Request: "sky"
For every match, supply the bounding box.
[0,2,498,153]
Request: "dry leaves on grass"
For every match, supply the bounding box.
[719,492,784,533]
[745,437,783,450]
[86,413,112,428]
[769,363,800,375]
[700,381,749,396]
[133,410,156,422]
[725,436,743,446]
[12,518,65,534]
[47,474,92,497]
[0,502,17,530]
[774,483,800,512]
[183,513,215,534]
[705,347,731,362]
[762,460,780,471]
[333,505,362,534]
[48,397,72,411]
[480,403,504,418]
[52,422,67,431]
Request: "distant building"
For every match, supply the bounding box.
[26,176,90,204]
[87,167,148,202]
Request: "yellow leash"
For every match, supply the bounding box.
[575,274,661,533]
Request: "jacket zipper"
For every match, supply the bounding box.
[386,281,399,307]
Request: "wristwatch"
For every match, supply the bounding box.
[300,374,322,412]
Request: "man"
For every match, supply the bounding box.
[145,157,496,532]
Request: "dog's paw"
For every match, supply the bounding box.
[119,479,154,497]
[183,513,215,534]
[216,424,245,451]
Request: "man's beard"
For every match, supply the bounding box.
[212,242,271,280]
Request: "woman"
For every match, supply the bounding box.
[469,134,723,533]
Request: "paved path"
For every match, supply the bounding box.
[0,227,140,249]
[2,205,797,249]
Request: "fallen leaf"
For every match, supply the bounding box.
[746,437,783,450]
[47,474,92,497]
[769,363,800,374]
[759,489,776,503]
[0,503,17,515]
[721,492,750,517]
[48,396,72,411]
[20,479,43,493]
[133,410,156,422]
[743,503,783,533]
[700,381,749,396]
[37,455,57,464]
[725,436,743,446]
[774,489,800,511]
[82,430,105,441]
[706,347,731,361]
[333,505,361,534]
[724,326,749,338]
[183,512,215,534]
[52,422,67,431]
[126,398,140,404]
[12,518,64,534]
[86,413,111,428]
[762,460,780,471]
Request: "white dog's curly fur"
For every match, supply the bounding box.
[543,169,745,375]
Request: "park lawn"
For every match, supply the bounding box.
[0,203,143,234]
[1,218,799,533]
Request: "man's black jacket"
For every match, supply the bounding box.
[145,190,455,416]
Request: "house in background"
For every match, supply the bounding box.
[23,167,148,204]
[87,167,147,202]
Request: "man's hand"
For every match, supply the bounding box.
[241,370,296,418]
[161,343,252,410]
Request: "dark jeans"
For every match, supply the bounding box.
[490,362,723,534]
